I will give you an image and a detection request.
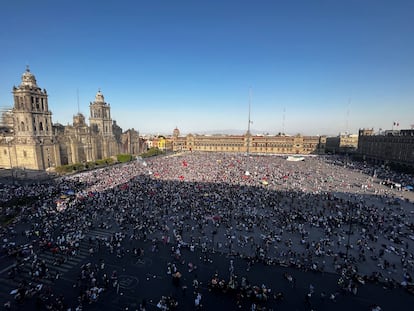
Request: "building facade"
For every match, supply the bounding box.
[171,128,326,155]
[357,128,414,170]
[120,128,144,155]
[0,68,138,170]
[325,133,359,154]
[0,68,61,170]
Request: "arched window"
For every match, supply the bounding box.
[39,122,43,131]
[20,121,25,131]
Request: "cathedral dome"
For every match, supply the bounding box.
[21,66,38,87]
[173,127,180,137]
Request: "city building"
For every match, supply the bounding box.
[357,128,414,170]
[325,133,359,154]
[121,128,145,155]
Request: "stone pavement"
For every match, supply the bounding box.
[1,235,413,311]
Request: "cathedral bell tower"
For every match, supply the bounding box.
[10,67,60,169]
[12,67,53,141]
[89,90,117,158]
[89,90,113,136]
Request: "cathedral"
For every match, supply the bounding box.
[0,68,140,170]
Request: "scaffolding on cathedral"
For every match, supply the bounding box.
[0,106,13,133]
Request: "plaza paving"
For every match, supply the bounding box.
[1,232,413,311]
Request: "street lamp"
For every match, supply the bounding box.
[7,141,14,184]
[212,230,217,252]
[345,203,355,261]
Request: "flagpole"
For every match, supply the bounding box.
[246,88,252,155]
[246,88,252,176]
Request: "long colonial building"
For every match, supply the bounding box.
[170,127,327,155]
[0,68,140,170]
[357,128,414,170]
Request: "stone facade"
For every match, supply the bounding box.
[357,128,414,169]
[171,129,326,155]
[0,68,139,170]
[120,128,145,155]
[325,133,359,154]
[0,68,60,170]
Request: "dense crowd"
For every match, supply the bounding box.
[1,152,413,310]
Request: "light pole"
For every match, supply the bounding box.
[7,141,14,184]
[345,203,355,261]
[212,229,217,252]
[246,88,252,155]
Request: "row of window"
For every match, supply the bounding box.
[362,137,414,143]
[3,149,27,157]
[91,109,110,119]
[191,146,309,152]
[190,143,317,149]
[18,117,50,132]
[194,142,244,147]
[15,96,47,111]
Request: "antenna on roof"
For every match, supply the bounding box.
[77,88,80,114]
[246,88,253,156]
[282,107,286,135]
[346,98,351,134]
[247,88,252,135]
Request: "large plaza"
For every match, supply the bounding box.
[1,153,413,310]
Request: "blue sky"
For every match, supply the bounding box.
[0,0,413,136]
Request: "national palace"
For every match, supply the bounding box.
[169,127,326,154]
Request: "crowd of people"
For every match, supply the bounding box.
[1,152,413,310]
